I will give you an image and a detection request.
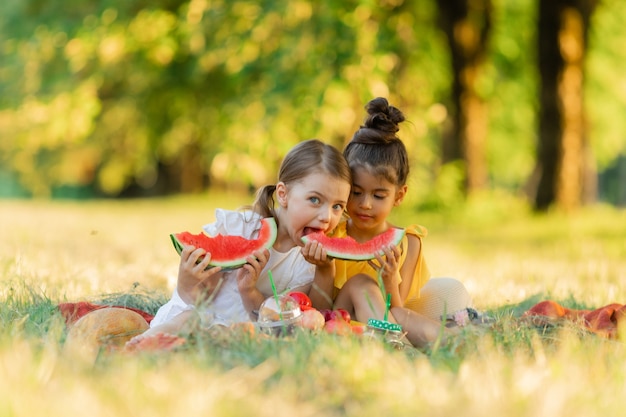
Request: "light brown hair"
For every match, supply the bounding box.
[252,139,351,219]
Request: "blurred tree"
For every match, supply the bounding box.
[0,0,623,206]
[482,0,537,196]
[533,0,598,211]
[0,0,365,196]
[436,0,493,195]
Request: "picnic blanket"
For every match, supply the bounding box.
[523,300,626,339]
[58,301,155,326]
[57,302,189,353]
[58,300,625,340]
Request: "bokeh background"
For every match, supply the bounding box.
[1,0,624,210]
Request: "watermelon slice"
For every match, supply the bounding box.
[301,227,405,260]
[170,217,277,269]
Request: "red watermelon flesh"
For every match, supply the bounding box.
[301,227,405,260]
[170,217,277,268]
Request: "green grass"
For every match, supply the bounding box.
[1,194,625,416]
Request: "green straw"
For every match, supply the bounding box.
[377,267,392,322]
[268,270,283,321]
[384,292,391,322]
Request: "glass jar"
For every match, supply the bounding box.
[364,318,405,350]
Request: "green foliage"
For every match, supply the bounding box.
[91,284,169,315]
[0,0,448,197]
[587,0,626,168]
[0,280,58,339]
[0,0,625,199]
[483,0,538,190]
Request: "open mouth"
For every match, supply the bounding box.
[302,227,323,236]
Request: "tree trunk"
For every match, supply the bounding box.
[437,0,492,195]
[178,141,207,193]
[534,0,598,211]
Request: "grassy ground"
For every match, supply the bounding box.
[1,194,625,417]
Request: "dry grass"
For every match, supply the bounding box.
[1,195,625,417]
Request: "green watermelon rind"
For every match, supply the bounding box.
[301,227,406,261]
[170,217,277,269]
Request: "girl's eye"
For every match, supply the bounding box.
[374,194,386,200]
[351,190,362,196]
[333,203,345,211]
[309,196,320,204]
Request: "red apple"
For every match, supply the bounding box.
[319,309,351,323]
[320,309,334,322]
[288,291,313,311]
[335,308,351,323]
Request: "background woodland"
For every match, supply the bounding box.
[1,0,625,210]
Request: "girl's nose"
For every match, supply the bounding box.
[359,195,372,209]
[318,206,331,222]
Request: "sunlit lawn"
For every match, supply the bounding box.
[1,194,625,417]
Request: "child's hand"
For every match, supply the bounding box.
[236,248,270,293]
[370,244,401,288]
[177,245,223,303]
[301,239,333,267]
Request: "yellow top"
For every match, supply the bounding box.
[330,221,431,311]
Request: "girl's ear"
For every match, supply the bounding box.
[394,185,407,206]
[276,182,288,207]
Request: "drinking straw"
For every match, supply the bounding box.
[377,267,391,322]
[268,270,283,321]
[384,292,391,322]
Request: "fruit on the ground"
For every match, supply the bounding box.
[64,307,150,361]
[171,217,277,268]
[350,323,366,335]
[320,308,351,323]
[299,309,325,331]
[324,318,352,335]
[320,309,332,321]
[335,308,351,322]
[288,291,312,311]
[301,227,405,260]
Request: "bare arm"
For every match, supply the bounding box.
[309,262,336,310]
[237,249,270,319]
[398,234,420,302]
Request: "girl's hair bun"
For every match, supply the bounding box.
[345,97,410,186]
[363,97,405,134]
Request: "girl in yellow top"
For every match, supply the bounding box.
[330,222,431,310]
[307,97,473,348]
